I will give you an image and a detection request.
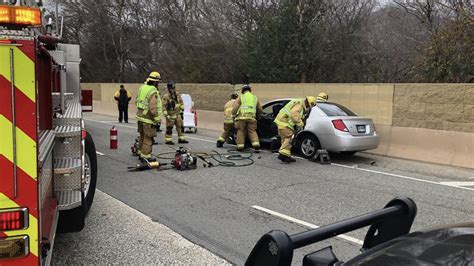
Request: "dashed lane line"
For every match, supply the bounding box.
[251,205,364,245]
[439,181,474,187]
[331,163,474,192]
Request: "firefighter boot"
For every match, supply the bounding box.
[278,154,294,163]
[178,139,189,144]
[216,140,224,148]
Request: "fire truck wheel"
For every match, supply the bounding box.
[83,131,98,215]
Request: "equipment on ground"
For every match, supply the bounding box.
[128,161,161,171]
[0,3,98,264]
[311,149,331,164]
[110,126,118,149]
[172,148,198,171]
[131,137,139,156]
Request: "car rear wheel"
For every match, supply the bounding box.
[297,133,321,159]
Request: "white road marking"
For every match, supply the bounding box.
[331,163,474,192]
[251,205,364,245]
[96,151,105,156]
[439,181,474,187]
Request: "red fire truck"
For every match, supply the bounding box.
[0,2,98,265]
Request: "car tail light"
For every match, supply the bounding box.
[0,236,29,260]
[332,119,348,132]
[0,208,28,231]
[82,129,87,140]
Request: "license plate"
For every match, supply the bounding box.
[357,125,366,133]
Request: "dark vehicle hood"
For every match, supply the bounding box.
[346,223,474,265]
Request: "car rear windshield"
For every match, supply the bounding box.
[318,102,357,117]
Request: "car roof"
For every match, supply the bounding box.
[263,98,339,106]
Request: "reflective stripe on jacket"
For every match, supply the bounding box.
[136,84,162,124]
[236,92,257,120]
[274,99,306,130]
[136,85,157,111]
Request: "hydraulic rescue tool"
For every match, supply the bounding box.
[128,160,161,171]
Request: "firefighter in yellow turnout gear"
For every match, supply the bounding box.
[232,85,263,152]
[136,71,163,162]
[274,96,317,163]
[162,81,188,145]
[217,92,239,148]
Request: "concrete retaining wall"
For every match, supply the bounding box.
[82,83,473,169]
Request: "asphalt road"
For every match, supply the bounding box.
[55,113,474,265]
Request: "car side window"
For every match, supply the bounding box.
[262,104,275,115]
[318,102,357,117]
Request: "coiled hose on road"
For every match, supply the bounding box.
[156,147,255,167]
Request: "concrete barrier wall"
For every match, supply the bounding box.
[393,84,474,133]
[246,83,394,126]
[82,83,473,169]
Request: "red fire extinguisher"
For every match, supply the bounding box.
[110,126,118,149]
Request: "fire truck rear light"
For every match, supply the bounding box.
[0,235,29,260]
[0,6,42,26]
[332,119,349,132]
[0,208,28,232]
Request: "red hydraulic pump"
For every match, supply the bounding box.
[110,126,118,149]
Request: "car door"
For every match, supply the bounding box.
[257,100,289,143]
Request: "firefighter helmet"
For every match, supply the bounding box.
[147,71,162,82]
[306,96,317,107]
[317,92,328,101]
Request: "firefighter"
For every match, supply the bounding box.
[135,71,163,162]
[114,84,132,123]
[216,92,239,148]
[162,81,188,145]
[274,96,317,163]
[317,92,329,102]
[232,84,263,152]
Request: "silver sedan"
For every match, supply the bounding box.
[256,99,380,158]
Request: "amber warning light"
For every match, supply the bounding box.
[0,208,28,231]
[0,5,42,26]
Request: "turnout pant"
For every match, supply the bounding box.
[218,123,234,143]
[235,119,260,150]
[278,126,294,157]
[138,121,157,158]
[118,104,128,122]
[165,116,185,142]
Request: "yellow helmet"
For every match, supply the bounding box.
[317,92,328,101]
[146,71,162,82]
[305,96,317,107]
